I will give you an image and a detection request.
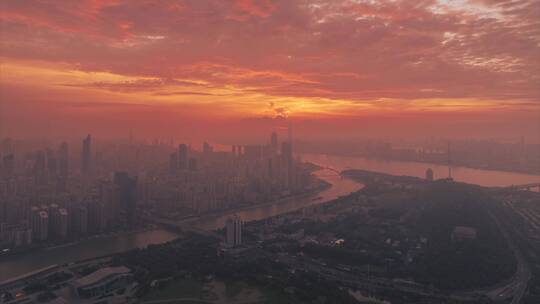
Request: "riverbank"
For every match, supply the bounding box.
[305,152,539,175]
[0,225,158,259]
[303,154,540,188]
[0,228,179,281]
[0,170,355,281]
[179,179,332,225]
[3,152,538,282]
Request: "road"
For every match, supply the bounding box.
[458,210,531,303]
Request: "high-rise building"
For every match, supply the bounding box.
[270,131,278,155]
[0,199,7,224]
[447,142,452,179]
[34,150,46,182]
[267,158,273,179]
[82,135,92,177]
[57,208,68,238]
[203,142,213,154]
[169,152,178,173]
[426,168,434,181]
[114,172,137,227]
[73,205,88,235]
[49,203,58,235]
[226,215,242,247]
[2,154,14,178]
[88,201,106,232]
[0,138,13,155]
[178,144,188,170]
[281,141,294,189]
[50,204,68,239]
[57,142,69,191]
[58,142,69,178]
[31,207,49,241]
[46,148,57,176]
[189,158,197,171]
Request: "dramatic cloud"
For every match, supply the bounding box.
[0,0,538,139]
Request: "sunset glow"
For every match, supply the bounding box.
[1,0,539,140]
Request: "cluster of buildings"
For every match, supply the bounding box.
[144,131,314,218]
[0,136,139,250]
[0,130,315,250]
[0,262,136,303]
[225,215,243,247]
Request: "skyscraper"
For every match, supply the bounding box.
[226,215,242,247]
[447,142,452,179]
[270,131,278,155]
[2,154,14,178]
[73,205,88,235]
[426,168,434,181]
[57,208,68,238]
[88,200,106,232]
[189,158,197,171]
[31,207,48,241]
[178,144,188,170]
[58,142,69,178]
[114,172,137,227]
[203,142,213,154]
[46,148,57,177]
[34,150,46,184]
[49,204,68,239]
[169,152,178,173]
[82,135,92,177]
[281,141,294,189]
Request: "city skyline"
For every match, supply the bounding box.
[1,2,540,303]
[1,0,539,141]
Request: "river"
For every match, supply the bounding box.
[302,154,540,188]
[0,229,179,282]
[185,168,362,230]
[1,154,538,281]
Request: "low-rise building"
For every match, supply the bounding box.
[70,266,132,298]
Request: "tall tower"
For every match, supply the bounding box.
[81,135,92,177]
[270,131,278,155]
[114,171,138,227]
[178,144,188,170]
[447,142,452,179]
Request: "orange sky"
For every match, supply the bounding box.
[0,0,539,142]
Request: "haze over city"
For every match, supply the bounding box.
[1,1,540,304]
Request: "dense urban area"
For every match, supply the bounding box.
[2,0,539,303]
[0,132,539,304]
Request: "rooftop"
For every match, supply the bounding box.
[73,266,130,287]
